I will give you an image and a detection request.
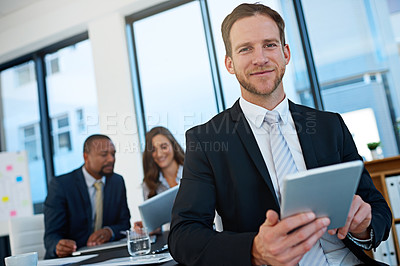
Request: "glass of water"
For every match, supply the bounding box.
[126,228,151,256]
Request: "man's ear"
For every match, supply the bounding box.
[83,152,88,163]
[283,44,291,65]
[225,55,235,74]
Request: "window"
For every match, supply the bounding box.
[22,124,40,161]
[127,0,400,161]
[52,114,72,154]
[45,39,100,176]
[76,108,85,132]
[298,0,400,160]
[14,62,35,87]
[0,33,100,213]
[47,56,60,75]
[127,1,219,146]
[0,61,47,209]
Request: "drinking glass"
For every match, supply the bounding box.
[4,252,38,266]
[126,228,151,256]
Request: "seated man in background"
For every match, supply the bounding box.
[44,134,131,259]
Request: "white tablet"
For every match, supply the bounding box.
[280,160,363,230]
[139,185,179,232]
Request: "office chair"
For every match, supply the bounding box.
[8,214,46,260]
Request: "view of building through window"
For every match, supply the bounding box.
[0,39,100,211]
[130,0,400,160]
[131,1,218,146]
[45,40,100,176]
[0,61,47,209]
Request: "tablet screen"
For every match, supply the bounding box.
[280,160,363,229]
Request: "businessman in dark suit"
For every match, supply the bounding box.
[44,134,131,259]
[169,3,391,266]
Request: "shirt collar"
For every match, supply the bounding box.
[239,96,290,128]
[82,166,106,188]
[159,165,183,188]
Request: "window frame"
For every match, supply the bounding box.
[125,0,225,149]
[0,32,89,213]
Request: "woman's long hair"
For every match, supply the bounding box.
[142,126,184,199]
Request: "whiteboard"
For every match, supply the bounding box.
[0,151,33,236]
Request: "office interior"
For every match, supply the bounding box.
[0,0,400,264]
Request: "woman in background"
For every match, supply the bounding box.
[142,126,185,200]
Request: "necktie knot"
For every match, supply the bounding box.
[94,181,103,191]
[264,111,280,126]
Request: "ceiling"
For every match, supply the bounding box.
[0,0,38,18]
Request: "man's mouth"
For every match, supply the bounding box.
[103,165,114,171]
[250,69,274,76]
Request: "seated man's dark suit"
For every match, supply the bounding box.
[44,167,131,259]
[169,100,392,266]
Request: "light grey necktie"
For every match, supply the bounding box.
[264,111,297,202]
[93,181,103,232]
[265,111,328,266]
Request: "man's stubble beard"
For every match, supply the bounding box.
[236,66,285,97]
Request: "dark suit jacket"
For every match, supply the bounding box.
[169,100,392,266]
[44,167,131,259]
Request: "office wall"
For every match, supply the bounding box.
[0,0,168,222]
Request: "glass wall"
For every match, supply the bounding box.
[129,1,218,146]
[297,0,400,160]
[0,61,47,207]
[127,0,400,161]
[45,40,100,176]
[0,36,100,212]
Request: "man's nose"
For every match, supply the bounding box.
[106,153,115,162]
[252,47,269,65]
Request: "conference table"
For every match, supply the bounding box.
[69,231,180,265]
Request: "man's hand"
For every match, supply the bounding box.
[133,220,161,235]
[251,210,330,266]
[87,228,112,246]
[328,195,372,240]
[56,239,77,257]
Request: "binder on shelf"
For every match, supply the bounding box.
[387,229,397,265]
[373,238,390,264]
[373,229,396,265]
[385,176,400,219]
[396,224,400,248]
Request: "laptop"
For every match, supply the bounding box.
[138,185,180,232]
[280,160,363,230]
[72,238,127,256]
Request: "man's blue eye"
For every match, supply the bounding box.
[266,43,278,48]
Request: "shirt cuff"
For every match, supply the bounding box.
[347,228,374,250]
[104,226,115,241]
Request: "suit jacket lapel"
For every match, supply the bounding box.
[230,101,280,207]
[103,176,111,220]
[75,168,93,231]
[289,101,319,169]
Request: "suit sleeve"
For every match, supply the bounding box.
[337,114,392,248]
[43,177,68,259]
[168,130,256,266]
[104,176,131,240]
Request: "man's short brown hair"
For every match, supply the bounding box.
[221,3,286,57]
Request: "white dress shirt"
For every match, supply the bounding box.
[239,97,363,265]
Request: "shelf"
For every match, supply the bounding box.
[364,156,400,264]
